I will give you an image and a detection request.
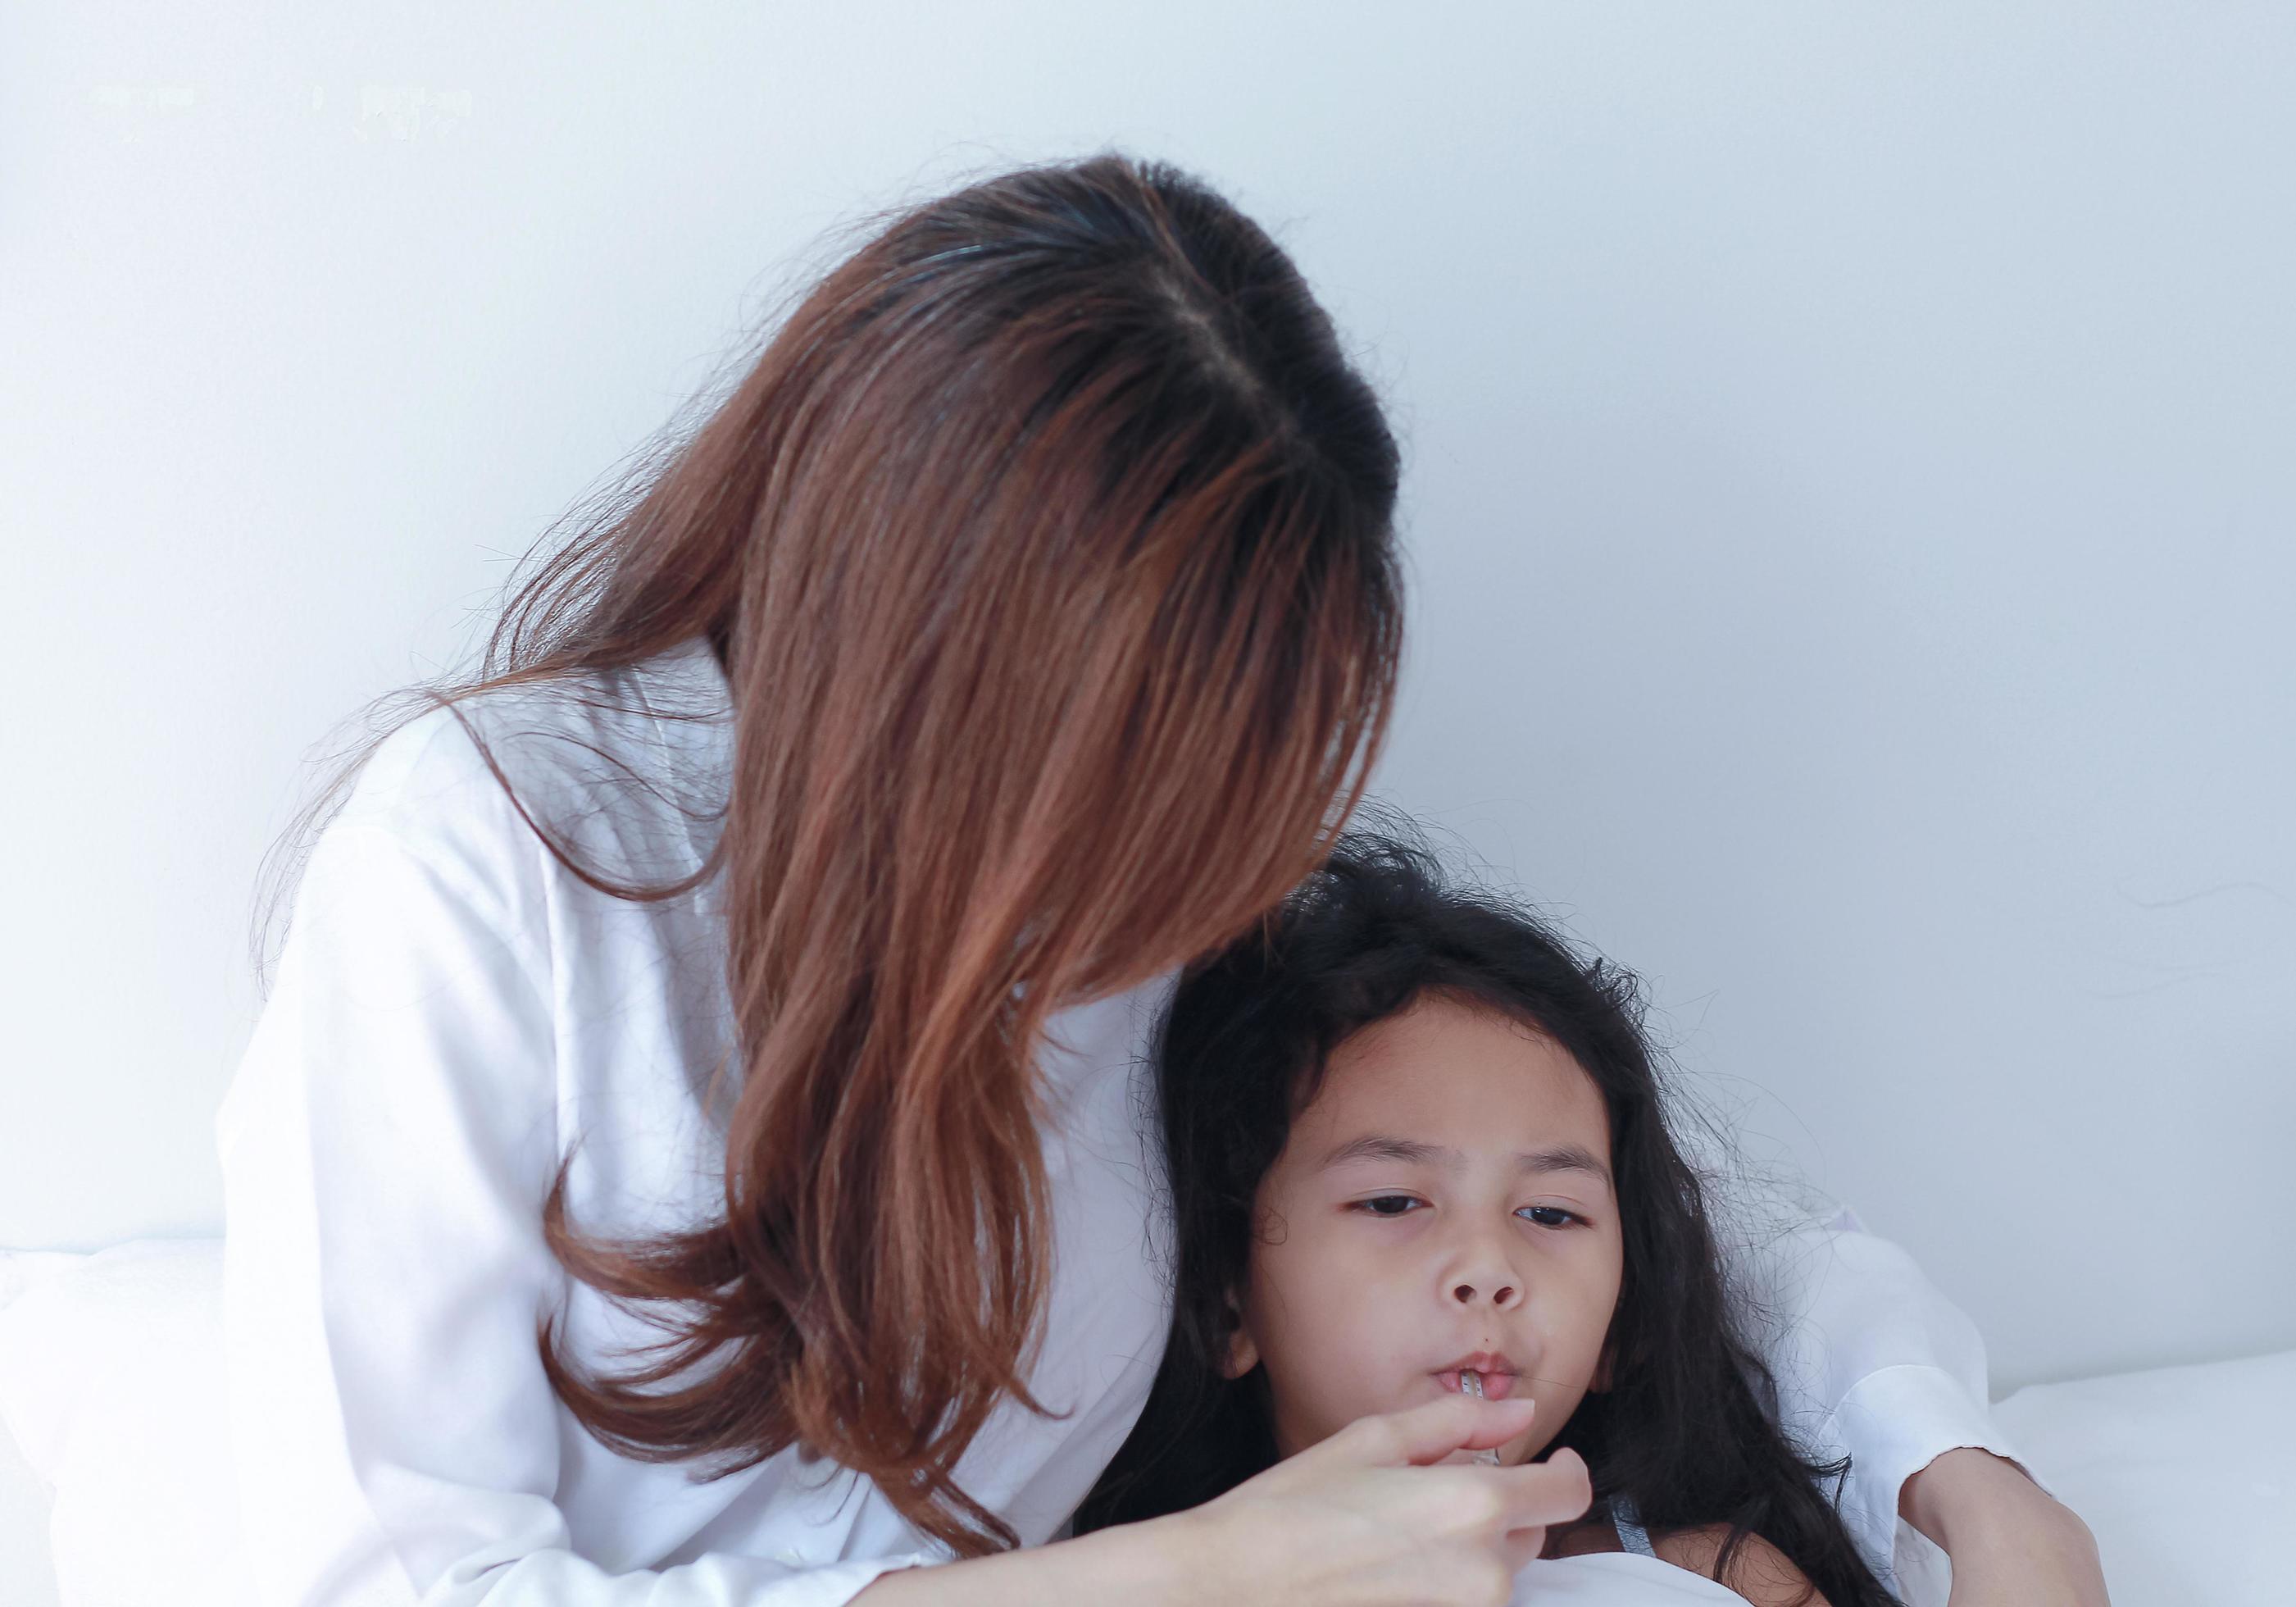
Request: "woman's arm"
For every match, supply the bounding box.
[858,1404,1594,1607]
[1900,1449,2110,1607]
[852,1515,1193,1606]
[219,722,943,1605]
[1719,1201,2067,1594]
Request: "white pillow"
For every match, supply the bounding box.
[0,1376,61,1607]
[1993,1345,2296,1607]
[0,1241,252,1607]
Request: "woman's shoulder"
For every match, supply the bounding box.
[330,638,734,886]
[1651,1524,1827,1607]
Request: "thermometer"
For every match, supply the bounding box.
[1459,1368,1503,1465]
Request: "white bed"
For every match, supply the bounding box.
[3,1240,2288,1606]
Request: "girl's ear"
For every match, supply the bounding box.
[1217,1295,1260,1380]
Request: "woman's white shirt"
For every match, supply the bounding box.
[215,635,2032,1606]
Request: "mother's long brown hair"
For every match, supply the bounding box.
[251,152,1405,1556]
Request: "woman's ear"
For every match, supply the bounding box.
[1217,1295,1260,1380]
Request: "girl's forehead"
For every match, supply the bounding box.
[1297,999,1607,1147]
[1327,996,1575,1086]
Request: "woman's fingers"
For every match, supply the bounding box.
[1499,1445,1591,1531]
[1482,1445,1591,1577]
[1343,1391,1540,1466]
[1497,1524,1549,1577]
[1189,1418,1594,1606]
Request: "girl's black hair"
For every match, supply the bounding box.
[1072,817,1900,1607]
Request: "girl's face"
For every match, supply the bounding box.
[1221,992,1625,1466]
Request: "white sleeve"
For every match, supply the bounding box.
[1725,1201,2048,1591]
[216,799,939,1606]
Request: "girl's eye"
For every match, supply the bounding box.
[1353,1195,1424,1218]
[1517,1205,1581,1229]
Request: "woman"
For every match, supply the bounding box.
[217,153,2105,1605]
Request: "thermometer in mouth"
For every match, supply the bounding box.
[1459,1368,1503,1465]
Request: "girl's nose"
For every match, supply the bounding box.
[1450,1273,1522,1309]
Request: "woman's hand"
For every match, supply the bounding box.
[1173,1391,1591,1606]
[1901,1447,2111,1607]
[857,1394,1584,1607]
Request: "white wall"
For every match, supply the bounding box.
[3,3,2289,1396]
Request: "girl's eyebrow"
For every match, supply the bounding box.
[1316,1133,1614,1195]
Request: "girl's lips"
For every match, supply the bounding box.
[1435,1367,1518,1400]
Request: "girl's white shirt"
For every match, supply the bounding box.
[216,635,2031,1607]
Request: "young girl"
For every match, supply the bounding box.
[1073,824,1902,1607]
